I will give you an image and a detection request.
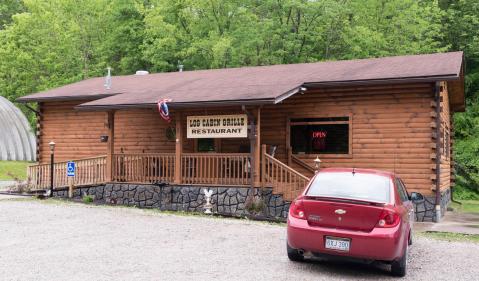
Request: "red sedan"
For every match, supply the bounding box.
[287,168,424,277]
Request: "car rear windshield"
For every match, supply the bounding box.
[306,172,391,203]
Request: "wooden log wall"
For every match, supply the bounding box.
[39,101,108,163]
[39,103,251,163]
[113,107,250,155]
[450,114,456,189]
[114,109,176,154]
[36,104,43,162]
[260,82,444,196]
[438,82,452,192]
[38,81,454,197]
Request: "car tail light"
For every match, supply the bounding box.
[376,209,400,228]
[290,197,306,220]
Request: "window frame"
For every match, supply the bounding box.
[395,178,409,203]
[288,114,353,159]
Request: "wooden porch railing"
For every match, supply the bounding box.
[181,153,251,185]
[27,155,107,190]
[262,152,310,201]
[27,150,310,202]
[112,153,175,183]
[291,154,316,174]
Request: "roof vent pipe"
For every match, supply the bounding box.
[135,70,149,75]
[104,67,112,90]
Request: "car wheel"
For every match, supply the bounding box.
[391,243,408,277]
[408,232,413,246]
[287,242,304,262]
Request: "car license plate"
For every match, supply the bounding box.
[325,237,350,251]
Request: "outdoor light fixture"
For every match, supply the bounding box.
[314,156,321,173]
[49,141,56,152]
[299,86,307,95]
[49,141,55,197]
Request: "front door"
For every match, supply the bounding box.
[197,138,216,152]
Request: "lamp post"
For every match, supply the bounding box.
[314,156,321,173]
[49,141,55,197]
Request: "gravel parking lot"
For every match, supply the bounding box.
[1,196,478,281]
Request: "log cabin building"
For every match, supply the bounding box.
[18,52,465,222]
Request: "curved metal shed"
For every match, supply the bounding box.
[0,96,36,161]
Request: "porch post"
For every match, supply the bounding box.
[174,112,183,184]
[261,144,266,187]
[253,107,261,187]
[106,110,115,182]
[286,117,292,166]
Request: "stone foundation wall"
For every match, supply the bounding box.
[53,183,290,220]
[414,188,451,222]
[53,183,451,222]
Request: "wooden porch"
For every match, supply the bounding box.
[27,145,310,201]
[27,105,317,201]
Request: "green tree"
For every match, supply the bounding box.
[439,0,479,198]
[101,0,149,74]
[344,0,446,59]
[0,0,24,29]
[0,0,111,125]
[1,0,478,199]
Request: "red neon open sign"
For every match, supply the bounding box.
[312,131,327,138]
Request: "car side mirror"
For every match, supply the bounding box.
[409,192,424,202]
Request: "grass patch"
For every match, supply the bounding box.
[419,231,479,243]
[451,200,479,214]
[0,161,32,180]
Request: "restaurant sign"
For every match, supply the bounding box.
[187,114,248,138]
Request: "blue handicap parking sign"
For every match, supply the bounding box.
[67,162,75,177]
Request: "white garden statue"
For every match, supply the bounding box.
[203,188,213,214]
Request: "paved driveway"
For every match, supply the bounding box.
[0,196,478,281]
[414,210,479,235]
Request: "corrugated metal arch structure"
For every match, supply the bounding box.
[0,96,36,161]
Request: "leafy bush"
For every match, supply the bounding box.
[453,101,479,200]
[6,173,31,193]
[82,194,94,203]
[245,196,266,215]
[453,182,479,200]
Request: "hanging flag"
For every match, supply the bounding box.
[157,99,172,123]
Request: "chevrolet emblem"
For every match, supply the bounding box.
[335,209,346,215]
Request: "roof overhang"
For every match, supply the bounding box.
[303,74,461,87]
[448,62,466,112]
[16,93,120,103]
[74,98,276,111]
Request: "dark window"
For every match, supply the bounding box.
[395,179,409,202]
[307,172,391,203]
[290,117,350,154]
[197,138,215,152]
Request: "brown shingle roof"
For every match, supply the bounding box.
[17,52,464,110]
